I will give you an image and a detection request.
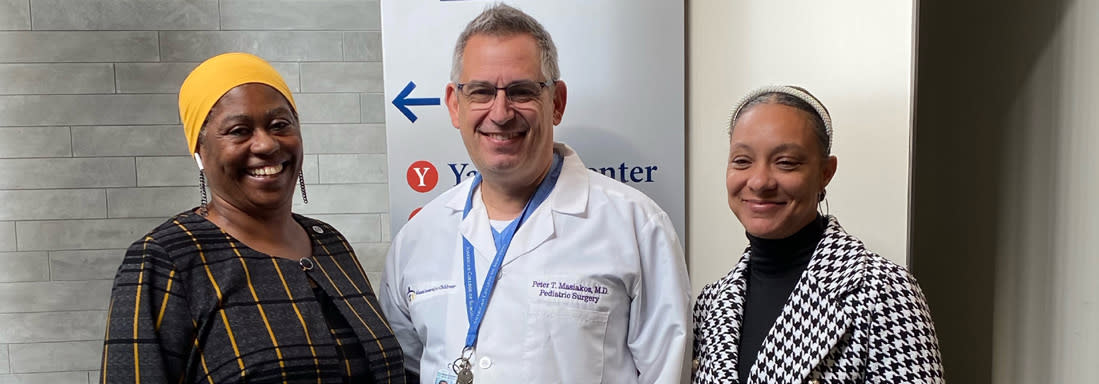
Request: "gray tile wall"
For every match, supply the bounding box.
[0,222,14,251]
[0,0,31,31]
[0,2,388,382]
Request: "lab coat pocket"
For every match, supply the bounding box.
[407,281,457,347]
[522,303,610,384]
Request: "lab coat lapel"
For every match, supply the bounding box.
[456,185,499,265]
[451,178,554,267]
[500,205,555,267]
[500,143,588,267]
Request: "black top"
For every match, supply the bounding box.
[737,215,826,383]
[312,282,375,383]
[101,210,404,384]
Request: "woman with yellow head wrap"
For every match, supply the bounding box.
[101,53,407,383]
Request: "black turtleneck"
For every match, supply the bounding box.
[736,215,826,383]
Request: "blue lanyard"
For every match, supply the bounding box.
[461,153,563,349]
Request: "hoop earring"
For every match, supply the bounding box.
[198,170,209,216]
[298,171,309,204]
[817,190,829,217]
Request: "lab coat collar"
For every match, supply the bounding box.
[546,143,589,215]
[445,142,590,266]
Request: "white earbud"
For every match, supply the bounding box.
[193,153,204,171]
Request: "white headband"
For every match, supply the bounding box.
[730,85,833,153]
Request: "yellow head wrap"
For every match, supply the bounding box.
[178,52,297,155]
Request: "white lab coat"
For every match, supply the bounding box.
[380,143,692,384]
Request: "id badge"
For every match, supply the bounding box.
[434,369,458,384]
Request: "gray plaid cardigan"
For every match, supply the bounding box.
[692,216,944,383]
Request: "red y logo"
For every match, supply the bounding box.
[406,161,439,193]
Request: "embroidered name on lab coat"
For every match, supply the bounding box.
[407,282,457,303]
[531,279,609,304]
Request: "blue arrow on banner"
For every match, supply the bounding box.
[392,81,441,123]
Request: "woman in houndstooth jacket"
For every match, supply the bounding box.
[692,86,944,384]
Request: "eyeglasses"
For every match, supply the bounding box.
[456,80,555,109]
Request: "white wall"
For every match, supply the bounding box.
[687,0,916,292]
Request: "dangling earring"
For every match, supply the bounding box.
[198,170,209,216]
[817,189,829,217]
[194,153,208,216]
[298,171,309,204]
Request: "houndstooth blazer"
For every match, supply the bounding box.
[692,216,944,384]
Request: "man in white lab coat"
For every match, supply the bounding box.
[379,4,692,384]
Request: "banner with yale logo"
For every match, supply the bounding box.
[381,0,685,239]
